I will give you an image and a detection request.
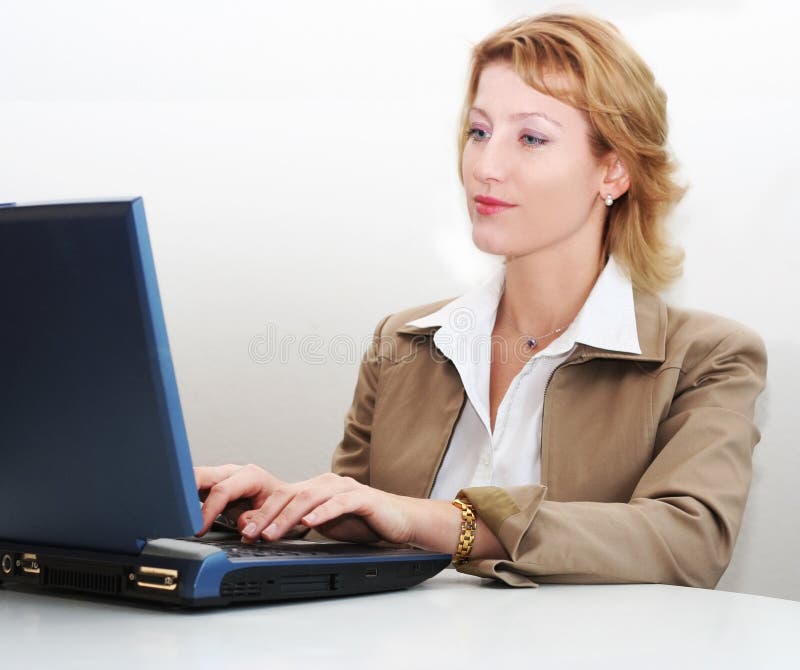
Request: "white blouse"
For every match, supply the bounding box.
[405,256,642,500]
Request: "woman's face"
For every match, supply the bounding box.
[462,61,614,261]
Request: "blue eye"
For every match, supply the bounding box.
[467,127,489,141]
[521,134,547,148]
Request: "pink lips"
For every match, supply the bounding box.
[474,194,516,216]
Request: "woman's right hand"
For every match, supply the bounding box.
[194,463,284,536]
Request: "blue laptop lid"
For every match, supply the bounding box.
[0,198,203,553]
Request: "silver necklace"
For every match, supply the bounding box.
[500,308,569,351]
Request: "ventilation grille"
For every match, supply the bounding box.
[44,567,121,595]
[220,580,264,598]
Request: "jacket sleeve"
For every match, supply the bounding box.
[456,327,768,588]
[330,315,391,484]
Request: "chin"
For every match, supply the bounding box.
[471,225,525,258]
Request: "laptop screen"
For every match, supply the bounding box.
[0,199,202,553]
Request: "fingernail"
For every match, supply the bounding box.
[262,523,277,539]
[303,512,317,523]
[243,522,257,537]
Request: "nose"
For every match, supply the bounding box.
[470,136,506,184]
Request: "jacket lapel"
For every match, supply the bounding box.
[370,325,466,498]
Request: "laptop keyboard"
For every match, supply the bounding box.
[195,537,392,560]
[207,540,330,559]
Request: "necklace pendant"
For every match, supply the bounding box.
[526,338,537,349]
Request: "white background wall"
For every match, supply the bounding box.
[2,0,797,600]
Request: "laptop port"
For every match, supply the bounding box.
[130,566,179,592]
[1,553,13,575]
[21,553,41,575]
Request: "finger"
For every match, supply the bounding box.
[301,490,371,529]
[251,486,338,541]
[239,482,301,541]
[236,510,255,531]
[198,467,279,536]
[214,499,254,530]
[242,474,358,541]
[194,464,243,492]
[303,489,414,545]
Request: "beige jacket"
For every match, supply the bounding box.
[331,289,767,588]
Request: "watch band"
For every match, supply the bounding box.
[451,498,477,565]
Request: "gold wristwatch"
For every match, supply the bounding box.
[451,498,477,565]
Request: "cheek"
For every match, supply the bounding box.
[460,145,475,184]
[460,150,477,208]
[519,154,597,210]
[513,162,565,220]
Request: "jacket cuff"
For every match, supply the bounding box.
[455,484,548,586]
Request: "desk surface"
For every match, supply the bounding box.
[1,568,799,669]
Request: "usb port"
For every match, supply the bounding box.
[21,553,41,575]
[365,567,378,578]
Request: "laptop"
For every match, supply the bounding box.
[0,198,451,607]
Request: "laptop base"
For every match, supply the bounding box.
[0,538,451,608]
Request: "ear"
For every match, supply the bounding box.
[601,153,630,200]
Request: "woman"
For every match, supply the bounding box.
[195,12,767,587]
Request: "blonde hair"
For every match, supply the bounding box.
[458,12,686,293]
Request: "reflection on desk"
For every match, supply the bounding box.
[1,568,798,669]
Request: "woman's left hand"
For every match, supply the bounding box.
[236,472,419,545]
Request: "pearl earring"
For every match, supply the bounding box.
[604,194,614,207]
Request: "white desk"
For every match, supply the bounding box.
[1,568,798,669]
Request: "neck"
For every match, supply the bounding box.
[499,246,606,335]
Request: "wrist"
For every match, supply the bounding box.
[408,497,510,562]
[406,498,463,554]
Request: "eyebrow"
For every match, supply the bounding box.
[470,106,563,128]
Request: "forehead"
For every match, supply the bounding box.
[472,61,585,128]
